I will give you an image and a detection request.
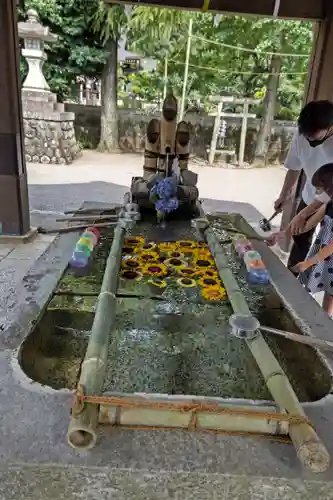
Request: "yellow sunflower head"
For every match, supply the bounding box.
[122,258,140,270]
[167,250,184,259]
[201,286,227,301]
[177,277,197,288]
[147,278,167,289]
[120,269,143,280]
[138,251,159,263]
[164,257,187,271]
[198,276,220,288]
[158,242,177,253]
[176,240,196,249]
[125,236,144,248]
[141,241,157,252]
[143,263,168,277]
[194,257,214,269]
[179,266,199,278]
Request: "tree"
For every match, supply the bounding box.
[91,2,128,152]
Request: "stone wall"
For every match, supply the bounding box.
[65,103,297,165]
[23,91,81,165]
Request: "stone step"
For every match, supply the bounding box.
[0,465,332,500]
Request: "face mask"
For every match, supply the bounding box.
[307,129,332,147]
[316,191,331,203]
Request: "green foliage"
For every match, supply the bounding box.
[19,1,313,120]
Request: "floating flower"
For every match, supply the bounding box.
[164,257,187,271]
[147,278,167,288]
[143,263,167,277]
[196,241,208,248]
[176,240,196,249]
[158,242,177,252]
[202,269,219,278]
[199,276,220,288]
[194,257,214,269]
[179,267,198,278]
[120,269,142,280]
[141,242,157,252]
[201,286,227,301]
[122,259,140,269]
[125,236,144,247]
[177,277,197,288]
[122,246,134,255]
[138,251,159,263]
[168,250,184,259]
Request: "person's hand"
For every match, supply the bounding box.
[289,210,307,235]
[265,231,284,247]
[291,261,310,273]
[273,197,285,213]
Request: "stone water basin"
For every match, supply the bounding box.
[18,287,332,403]
[18,213,333,404]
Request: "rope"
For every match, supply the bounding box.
[72,385,314,436]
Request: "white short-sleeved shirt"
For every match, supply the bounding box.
[285,133,333,205]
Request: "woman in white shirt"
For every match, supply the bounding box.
[273,100,333,276]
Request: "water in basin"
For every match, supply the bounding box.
[18,212,332,402]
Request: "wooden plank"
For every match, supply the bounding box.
[104,0,324,20]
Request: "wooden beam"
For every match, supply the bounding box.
[104,0,324,20]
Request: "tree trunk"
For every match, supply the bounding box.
[98,37,119,153]
[254,54,281,165]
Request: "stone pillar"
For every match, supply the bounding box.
[0,0,30,236]
[18,10,81,165]
[304,15,333,102]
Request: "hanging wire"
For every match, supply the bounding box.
[191,35,310,58]
[169,60,307,76]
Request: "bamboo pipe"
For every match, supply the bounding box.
[99,399,289,437]
[143,118,160,180]
[204,226,330,473]
[260,325,333,353]
[56,215,119,222]
[175,120,190,171]
[67,223,125,450]
[38,221,118,235]
[64,207,115,215]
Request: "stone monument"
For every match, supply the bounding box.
[18,10,81,164]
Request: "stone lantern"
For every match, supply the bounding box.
[17,10,81,165]
[18,9,57,92]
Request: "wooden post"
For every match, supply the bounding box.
[239,101,249,166]
[208,100,223,165]
[179,18,193,121]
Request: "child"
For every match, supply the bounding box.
[291,162,333,315]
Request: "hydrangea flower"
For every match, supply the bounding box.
[150,174,179,216]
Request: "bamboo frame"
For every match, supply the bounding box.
[67,223,125,449]
[204,226,330,473]
[97,393,289,437]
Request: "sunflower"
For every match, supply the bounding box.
[138,251,160,263]
[122,258,140,269]
[179,266,199,278]
[194,257,214,269]
[202,268,219,278]
[158,242,177,253]
[196,241,208,248]
[120,269,143,280]
[147,278,167,290]
[164,258,187,271]
[124,236,144,247]
[122,246,134,255]
[198,276,221,288]
[176,240,196,249]
[142,263,168,277]
[167,250,184,259]
[177,277,197,288]
[141,241,157,252]
[201,286,227,301]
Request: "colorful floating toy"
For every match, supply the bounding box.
[70,228,100,269]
